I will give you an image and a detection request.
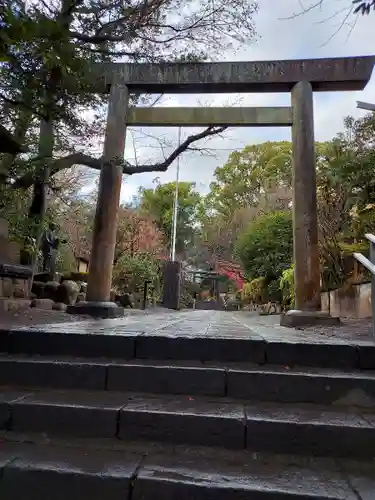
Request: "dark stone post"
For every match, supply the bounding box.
[68,82,128,318]
[162,261,181,310]
[142,280,150,310]
[291,81,320,311]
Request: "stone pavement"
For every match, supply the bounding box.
[11,308,374,346]
[238,312,375,344]
[8,308,372,337]
[0,310,375,499]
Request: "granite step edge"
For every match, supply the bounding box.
[0,333,374,370]
[0,439,373,500]
[2,387,375,422]
[2,389,375,453]
[2,356,375,407]
[1,353,375,376]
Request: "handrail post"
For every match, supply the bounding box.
[354,234,375,338]
[370,239,375,338]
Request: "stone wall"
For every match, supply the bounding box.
[321,282,371,318]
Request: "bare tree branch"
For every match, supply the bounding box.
[12,126,227,189]
[124,125,226,173]
[279,0,361,45]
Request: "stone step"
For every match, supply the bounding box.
[1,388,375,458]
[1,355,375,407]
[1,325,374,369]
[0,439,373,499]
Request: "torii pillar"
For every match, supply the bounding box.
[291,81,320,311]
[68,82,128,317]
[281,80,339,327]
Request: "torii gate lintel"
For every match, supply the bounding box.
[71,55,375,319]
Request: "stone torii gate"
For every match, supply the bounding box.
[70,56,375,320]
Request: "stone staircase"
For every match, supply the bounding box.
[0,310,374,499]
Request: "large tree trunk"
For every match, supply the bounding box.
[26,117,54,272]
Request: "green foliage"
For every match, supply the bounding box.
[0,0,258,261]
[113,252,161,295]
[180,280,201,308]
[339,241,369,255]
[315,114,375,289]
[194,142,293,266]
[0,0,259,144]
[0,185,30,240]
[236,211,293,282]
[56,244,77,274]
[266,279,282,303]
[242,277,266,303]
[190,112,375,294]
[206,141,293,218]
[139,182,201,255]
[280,265,295,307]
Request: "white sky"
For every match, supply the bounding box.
[83,0,375,202]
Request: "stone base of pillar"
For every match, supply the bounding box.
[280,310,341,328]
[67,301,124,319]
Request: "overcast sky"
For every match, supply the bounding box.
[84,0,375,203]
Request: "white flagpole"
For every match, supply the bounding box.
[170,126,181,262]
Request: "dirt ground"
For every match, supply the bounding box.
[0,308,92,329]
[298,317,374,342]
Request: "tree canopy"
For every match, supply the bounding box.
[235,211,293,282]
[193,111,375,295]
[206,141,292,218]
[0,0,258,252]
[139,181,201,256]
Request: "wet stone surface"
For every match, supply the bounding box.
[0,438,374,499]
[245,403,375,458]
[226,367,375,405]
[119,396,246,449]
[265,340,359,369]
[0,310,375,498]
[0,310,374,368]
[136,334,266,363]
[4,355,375,407]
[134,451,359,500]
[107,362,226,396]
[0,391,30,429]
[0,356,108,390]
[1,387,375,459]
[10,390,129,438]
[4,329,138,359]
[0,442,142,500]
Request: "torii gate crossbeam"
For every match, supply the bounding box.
[69,55,375,324]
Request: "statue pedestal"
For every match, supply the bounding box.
[67,301,125,319]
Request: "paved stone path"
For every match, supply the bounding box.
[0,305,172,328]
[238,313,375,345]
[14,310,375,347]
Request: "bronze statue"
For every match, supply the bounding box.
[41,223,63,274]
